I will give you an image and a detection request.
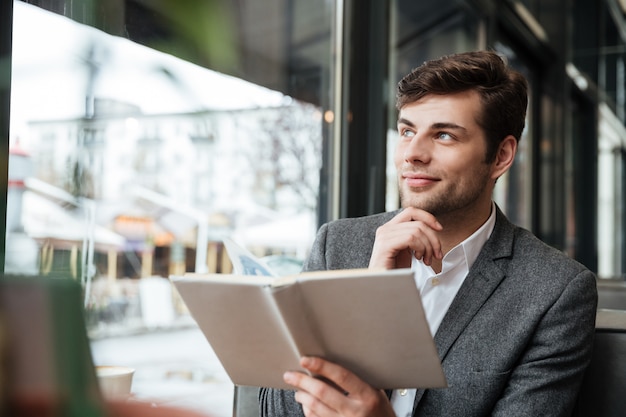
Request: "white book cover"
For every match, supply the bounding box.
[171,265,447,390]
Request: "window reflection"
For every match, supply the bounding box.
[8,1,330,414]
[492,41,533,231]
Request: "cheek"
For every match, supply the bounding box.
[441,150,482,173]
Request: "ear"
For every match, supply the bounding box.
[490,135,517,180]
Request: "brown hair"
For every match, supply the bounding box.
[396,50,528,162]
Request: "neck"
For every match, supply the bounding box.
[436,200,493,255]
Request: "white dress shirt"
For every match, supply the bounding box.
[390,203,496,417]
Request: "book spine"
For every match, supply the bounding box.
[268,284,325,359]
[260,285,309,372]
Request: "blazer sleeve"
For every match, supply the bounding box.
[302,222,329,272]
[301,214,385,271]
[259,387,304,417]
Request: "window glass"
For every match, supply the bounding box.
[597,103,626,277]
[8,1,332,414]
[393,0,461,46]
[492,42,533,230]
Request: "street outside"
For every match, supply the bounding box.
[90,325,235,417]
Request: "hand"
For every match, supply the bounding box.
[283,357,395,417]
[369,207,443,269]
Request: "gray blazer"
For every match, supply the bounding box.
[259,206,598,417]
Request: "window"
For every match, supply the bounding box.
[8,1,333,414]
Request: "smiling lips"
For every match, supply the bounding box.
[402,172,439,188]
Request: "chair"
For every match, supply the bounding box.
[597,278,626,310]
[0,275,104,416]
[233,385,260,417]
[572,309,626,417]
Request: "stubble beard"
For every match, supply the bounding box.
[398,166,492,220]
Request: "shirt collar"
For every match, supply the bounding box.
[442,201,496,272]
[435,201,496,274]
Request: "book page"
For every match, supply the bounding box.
[270,284,325,357]
[296,268,446,389]
[223,237,276,277]
[171,275,304,389]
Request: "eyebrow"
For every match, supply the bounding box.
[397,118,468,133]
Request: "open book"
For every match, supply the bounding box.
[172,245,446,390]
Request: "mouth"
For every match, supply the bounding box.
[401,172,439,188]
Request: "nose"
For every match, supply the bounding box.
[402,133,431,164]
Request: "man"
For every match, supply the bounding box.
[259,50,597,417]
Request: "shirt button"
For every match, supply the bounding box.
[432,277,440,286]
[399,389,408,396]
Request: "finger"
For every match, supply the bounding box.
[385,212,443,258]
[411,234,434,264]
[409,224,443,261]
[300,357,370,399]
[301,405,320,417]
[370,225,440,269]
[380,222,442,264]
[370,211,443,269]
[287,361,396,417]
[390,207,443,231]
[284,370,347,413]
[295,390,336,417]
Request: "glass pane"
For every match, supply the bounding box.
[393,0,460,48]
[597,103,626,277]
[8,1,332,415]
[492,42,533,230]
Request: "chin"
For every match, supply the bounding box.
[400,197,429,211]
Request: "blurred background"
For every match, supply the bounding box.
[2,0,625,416]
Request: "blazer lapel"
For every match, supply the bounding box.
[412,207,515,408]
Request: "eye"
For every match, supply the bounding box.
[435,131,453,141]
[400,128,415,138]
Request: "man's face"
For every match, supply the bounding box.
[394,90,495,218]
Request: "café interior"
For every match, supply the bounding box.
[1,0,626,416]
